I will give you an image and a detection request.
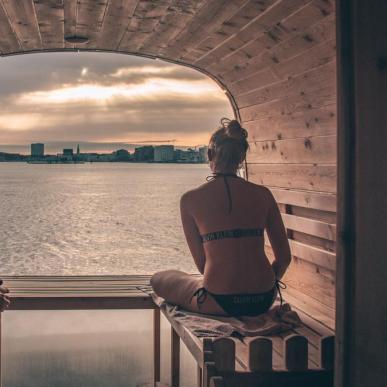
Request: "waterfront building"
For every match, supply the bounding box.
[0,152,26,162]
[31,143,44,158]
[112,149,131,162]
[61,148,74,161]
[174,148,200,163]
[154,145,174,162]
[134,146,154,162]
[199,146,209,163]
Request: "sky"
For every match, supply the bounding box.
[0,52,233,154]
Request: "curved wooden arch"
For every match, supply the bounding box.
[0,0,337,326]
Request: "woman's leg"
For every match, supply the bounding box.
[150,270,226,315]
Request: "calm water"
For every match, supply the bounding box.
[1,163,206,386]
[0,162,209,275]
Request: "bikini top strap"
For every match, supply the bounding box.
[206,172,239,215]
[275,279,287,306]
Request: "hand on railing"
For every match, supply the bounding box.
[0,280,10,312]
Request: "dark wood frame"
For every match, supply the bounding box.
[336,1,387,386]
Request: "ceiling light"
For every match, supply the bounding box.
[64,35,89,44]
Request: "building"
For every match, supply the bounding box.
[61,148,74,161]
[199,146,209,163]
[154,145,174,162]
[134,146,154,162]
[112,149,131,162]
[174,148,200,163]
[31,143,44,158]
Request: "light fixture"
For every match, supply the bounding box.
[64,35,89,44]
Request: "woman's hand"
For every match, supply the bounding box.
[0,280,10,312]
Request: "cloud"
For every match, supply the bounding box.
[0,52,233,152]
[16,78,224,106]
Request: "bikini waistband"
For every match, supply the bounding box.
[191,280,286,307]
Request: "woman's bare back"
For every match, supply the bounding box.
[180,176,280,294]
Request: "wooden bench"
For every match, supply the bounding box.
[162,303,334,387]
[0,275,160,386]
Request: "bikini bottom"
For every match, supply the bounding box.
[191,280,285,317]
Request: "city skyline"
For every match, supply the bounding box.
[0,140,209,155]
[0,52,233,151]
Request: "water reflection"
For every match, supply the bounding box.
[3,310,197,387]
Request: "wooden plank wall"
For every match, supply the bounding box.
[229,2,337,329]
[0,0,337,329]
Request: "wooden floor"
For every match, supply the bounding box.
[1,275,155,310]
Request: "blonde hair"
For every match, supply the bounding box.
[209,118,249,171]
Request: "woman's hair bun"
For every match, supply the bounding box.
[220,118,248,140]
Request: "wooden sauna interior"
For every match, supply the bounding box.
[0,0,336,326]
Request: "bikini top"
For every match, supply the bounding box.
[201,228,264,243]
[201,172,264,243]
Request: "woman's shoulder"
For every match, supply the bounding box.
[180,186,202,205]
[244,180,273,196]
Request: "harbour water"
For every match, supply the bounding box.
[1,162,209,386]
[0,162,209,276]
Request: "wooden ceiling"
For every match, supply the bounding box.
[0,0,334,92]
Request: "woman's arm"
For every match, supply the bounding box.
[265,191,292,279]
[180,193,206,274]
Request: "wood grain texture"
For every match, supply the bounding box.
[0,0,42,51]
[282,213,336,241]
[63,0,77,45]
[137,0,208,55]
[236,60,336,108]
[218,11,335,83]
[160,0,245,60]
[240,85,335,123]
[270,188,336,212]
[34,0,64,49]
[248,135,336,164]
[0,1,21,53]
[118,0,173,53]
[75,0,109,49]
[191,0,277,66]
[247,164,337,193]
[97,0,138,50]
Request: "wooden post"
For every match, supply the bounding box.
[320,335,335,370]
[171,326,180,387]
[197,365,202,387]
[212,338,235,372]
[201,339,214,387]
[210,376,224,387]
[336,1,387,387]
[248,337,273,371]
[284,334,308,371]
[153,309,160,386]
[203,362,217,387]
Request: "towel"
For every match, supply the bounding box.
[151,293,302,338]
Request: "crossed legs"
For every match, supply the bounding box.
[150,270,227,316]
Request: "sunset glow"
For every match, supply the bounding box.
[0,52,233,153]
[18,79,224,105]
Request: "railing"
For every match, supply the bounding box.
[0,275,161,387]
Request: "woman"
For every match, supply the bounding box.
[151,119,291,317]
